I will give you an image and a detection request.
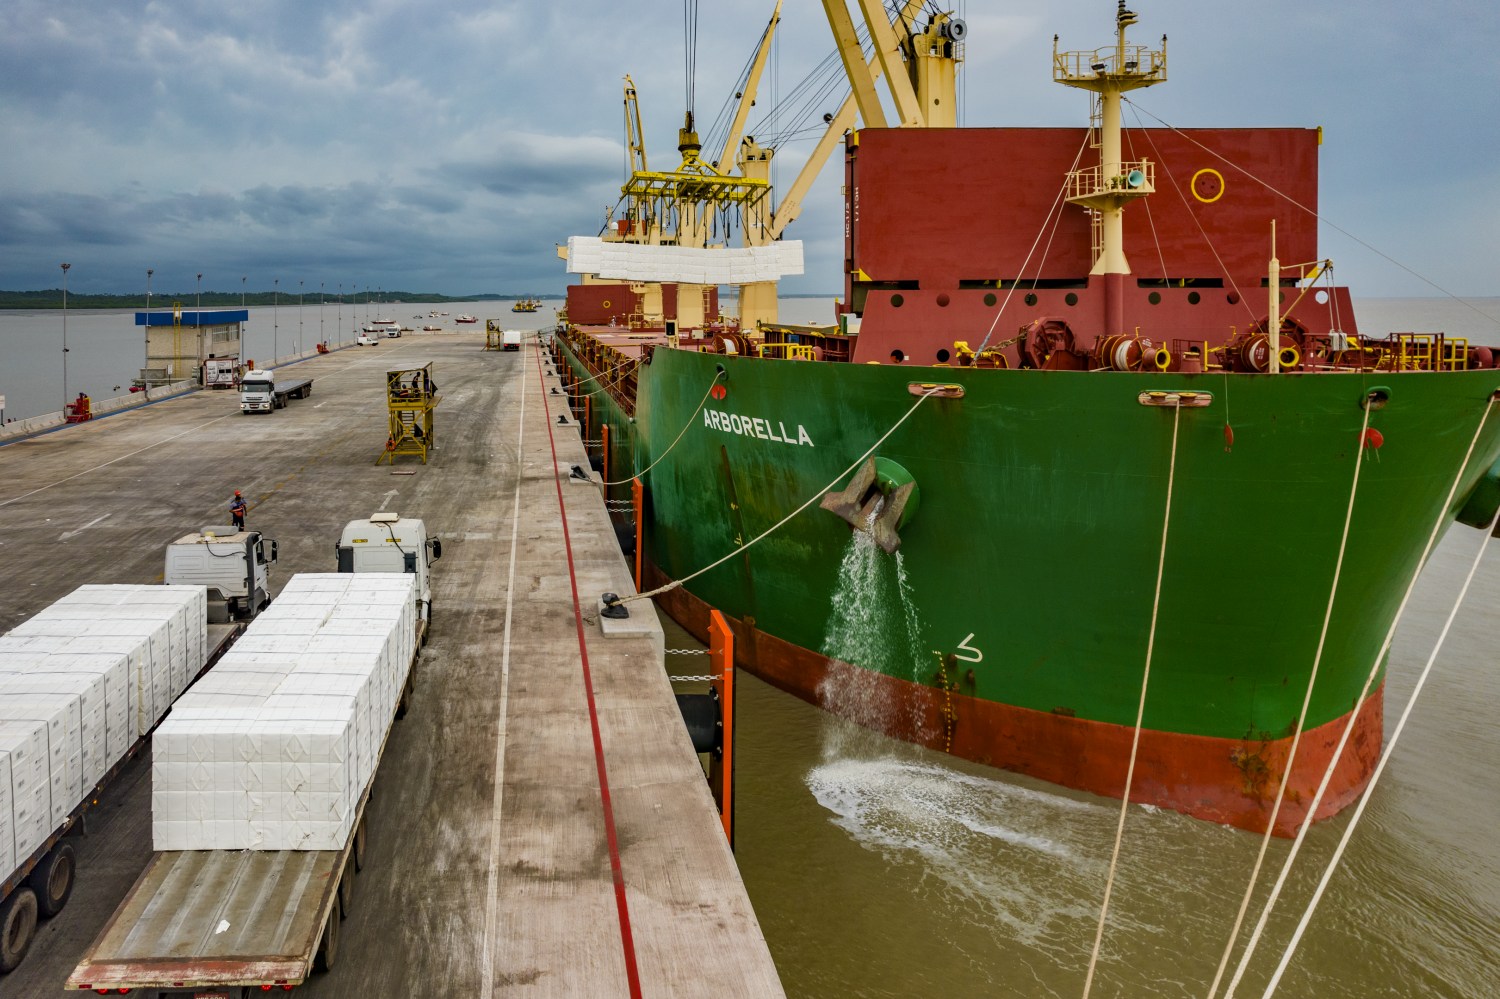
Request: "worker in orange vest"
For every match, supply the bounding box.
[230,490,248,530]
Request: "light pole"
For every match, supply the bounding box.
[298,279,304,354]
[60,263,71,408]
[240,276,247,363]
[196,273,204,379]
[273,278,279,363]
[146,268,154,374]
[319,281,325,347]
[338,283,343,341]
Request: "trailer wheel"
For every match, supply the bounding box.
[29,841,76,918]
[0,887,39,973]
[337,871,353,919]
[353,816,368,873]
[313,905,340,972]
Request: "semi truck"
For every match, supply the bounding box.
[239,368,313,413]
[164,527,278,622]
[0,532,275,974]
[66,515,439,995]
[337,511,441,639]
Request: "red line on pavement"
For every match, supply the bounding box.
[532,338,643,999]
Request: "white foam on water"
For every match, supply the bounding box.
[806,755,1111,950]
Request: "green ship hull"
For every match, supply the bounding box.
[559,337,1500,832]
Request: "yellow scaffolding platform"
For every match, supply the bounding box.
[378,363,440,464]
[484,320,504,351]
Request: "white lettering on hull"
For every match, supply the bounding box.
[704,408,815,447]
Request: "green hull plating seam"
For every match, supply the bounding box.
[565,342,1500,743]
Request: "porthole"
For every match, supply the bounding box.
[1315,290,1329,305]
[1025,293,1038,306]
[891,294,904,308]
[1065,293,1078,307]
[936,349,951,363]
[984,293,997,307]
[937,293,951,307]
[1187,291,1201,305]
[1148,292,1161,305]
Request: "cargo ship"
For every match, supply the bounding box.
[552,3,1500,835]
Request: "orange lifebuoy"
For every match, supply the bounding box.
[385,438,396,451]
[601,299,612,309]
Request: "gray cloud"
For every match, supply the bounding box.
[0,0,1496,298]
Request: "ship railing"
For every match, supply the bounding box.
[757,342,817,361]
[1394,332,1469,371]
[1053,45,1165,84]
[1066,161,1155,201]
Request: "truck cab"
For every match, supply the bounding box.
[240,369,277,412]
[336,513,441,634]
[164,527,278,622]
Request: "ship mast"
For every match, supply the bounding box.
[1054,2,1166,338]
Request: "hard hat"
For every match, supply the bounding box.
[234,490,242,496]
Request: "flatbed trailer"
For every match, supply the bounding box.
[66,625,421,995]
[239,373,313,414]
[0,621,244,973]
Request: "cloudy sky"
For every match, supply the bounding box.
[2,0,1496,299]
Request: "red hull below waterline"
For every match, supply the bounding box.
[649,561,1383,837]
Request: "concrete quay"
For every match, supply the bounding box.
[0,331,782,997]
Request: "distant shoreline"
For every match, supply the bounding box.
[0,291,844,310]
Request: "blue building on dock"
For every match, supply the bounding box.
[134,308,248,388]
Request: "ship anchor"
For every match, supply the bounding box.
[820,458,917,554]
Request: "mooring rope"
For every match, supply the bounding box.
[610,387,941,608]
[1262,470,1500,997]
[599,369,726,487]
[972,131,1092,357]
[1204,400,1373,999]
[1223,396,1498,999]
[1081,399,1183,999]
[554,356,632,399]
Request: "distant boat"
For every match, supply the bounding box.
[512,297,541,313]
[422,324,442,332]
[373,317,397,326]
[455,314,478,324]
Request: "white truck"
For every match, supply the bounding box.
[336,512,441,639]
[239,368,313,413]
[502,328,523,351]
[66,515,440,995]
[0,534,273,974]
[163,527,278,622]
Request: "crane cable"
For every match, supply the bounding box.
[683,0,699,128]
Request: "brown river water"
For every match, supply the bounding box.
[667,519,1500,998]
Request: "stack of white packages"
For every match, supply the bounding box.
[565,235,804,285]
[152,573,416,851]
[0,585,207,877]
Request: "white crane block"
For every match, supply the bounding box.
[567,236,803,284]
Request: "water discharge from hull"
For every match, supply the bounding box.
[818,504,931,754]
